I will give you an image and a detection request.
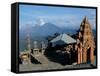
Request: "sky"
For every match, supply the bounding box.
[19,4,96,29]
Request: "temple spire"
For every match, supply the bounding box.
[83,16,88,22]
[77,16,95,64]
[81,16,88,24]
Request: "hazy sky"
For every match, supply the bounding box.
[19,4,96,29]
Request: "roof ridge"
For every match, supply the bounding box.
[51,33,76,44]
[61,33,66,40]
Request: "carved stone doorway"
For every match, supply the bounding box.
[87,48,91,63]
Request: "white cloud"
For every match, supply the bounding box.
[20,12,96,30]
[36,17,46,26]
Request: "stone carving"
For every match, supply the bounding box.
[77,16,95,64]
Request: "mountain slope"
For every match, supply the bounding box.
[20,22,63,38]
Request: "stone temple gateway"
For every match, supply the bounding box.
[76,16,95,64]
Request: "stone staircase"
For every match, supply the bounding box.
[30,53,61,66]
[31,53,50,64]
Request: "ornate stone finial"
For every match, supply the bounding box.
[84,16,88,21]
[83,16,88,22]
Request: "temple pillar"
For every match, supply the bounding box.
[90,47,94,64]
[77,48,82,64]
[77,51,80,64]
[82,49,87,63]
[80,49,83,63]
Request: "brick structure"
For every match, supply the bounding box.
[77,16,95,64]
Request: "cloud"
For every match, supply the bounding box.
[20,9,96,30]
[36,17,46,26]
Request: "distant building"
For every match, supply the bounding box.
[31,41,46,55]
[41,41,46,54]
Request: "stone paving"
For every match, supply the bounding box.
[19,54,96,72]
